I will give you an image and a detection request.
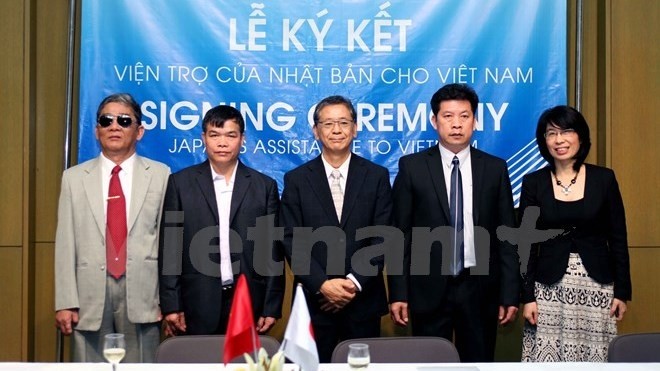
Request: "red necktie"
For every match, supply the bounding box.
[106,165,127,279]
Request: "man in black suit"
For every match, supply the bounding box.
[159,105,284,336]
[388,84,519,362]
[280,95,392,362]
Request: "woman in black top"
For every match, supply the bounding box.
[520,105,631,362]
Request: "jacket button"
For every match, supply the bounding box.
[100,265,105,270]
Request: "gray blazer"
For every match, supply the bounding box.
[55,154,170,331]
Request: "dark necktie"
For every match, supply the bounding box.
[449,156,464,276]
[106,165,127,279]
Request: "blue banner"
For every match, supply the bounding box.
[79,0,567,206]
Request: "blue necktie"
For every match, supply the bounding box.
[449,156,464,276]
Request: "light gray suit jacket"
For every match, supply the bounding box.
[55,154,170,331]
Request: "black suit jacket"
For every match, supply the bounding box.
[280,154,392,321]
[388,146,519,313]
[520,164,631,303]
[158,160,284,335]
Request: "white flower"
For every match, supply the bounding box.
[244,348,284,371]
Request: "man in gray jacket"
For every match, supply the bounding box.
[55,93,170,362]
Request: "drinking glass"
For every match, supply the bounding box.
[347,343,370,370]
[103,333,126,371]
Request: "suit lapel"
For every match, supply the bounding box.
[195,161,219,225]
[82,156,106,236]
[127,155,151,233]
[341,155,367,226]
[230,161,251,224]
[581,164,595,216]
[471,148,484,224]
[426,148,451,222]
[580,164,592,216]
[306,156,340,224]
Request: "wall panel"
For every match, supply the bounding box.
[0,0,27,361]
[34,243,56,361]
[0,0,25,248]
[619,248,660,333]
[35,0,68,242]
[606,0,660,333]
[0,248,24,360]
[609,0,660,247]
[31,0,69,361]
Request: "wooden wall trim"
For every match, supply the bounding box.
[603,0,612,167]
[22,0,37,362]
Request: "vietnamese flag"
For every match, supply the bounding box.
[223,274,261,364]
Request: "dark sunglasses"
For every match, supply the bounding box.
[97,114,134,128]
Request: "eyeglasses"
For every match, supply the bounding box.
[317,120,354,129]
[544,128,576,139]
[98,114,134,128]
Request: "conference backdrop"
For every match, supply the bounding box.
[78,0,567,206]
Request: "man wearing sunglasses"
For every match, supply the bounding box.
[55,93,170,362]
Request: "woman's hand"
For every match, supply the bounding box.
[523,302,538,325]
[610,298,627,321]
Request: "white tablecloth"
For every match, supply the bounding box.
[1,363,659,371]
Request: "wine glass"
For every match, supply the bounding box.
[103,333,126,371]
[347,343,370,370]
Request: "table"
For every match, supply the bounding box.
[0,363,659,371]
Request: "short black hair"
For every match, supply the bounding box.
[535,105,591,172]
[202,105,245,133]
[96,93,142,125]
[430,83,479,116]
[312,95,357,125]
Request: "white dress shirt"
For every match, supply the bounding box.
[211,163,238,285]
[320,153,362,291]
[100,152,135,221]
[438,145,476,268]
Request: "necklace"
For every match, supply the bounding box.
[555,171,578,195]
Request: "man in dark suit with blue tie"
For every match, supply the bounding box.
[280,95,393,362]
[159,105,284,337]
[388,84,519,362]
